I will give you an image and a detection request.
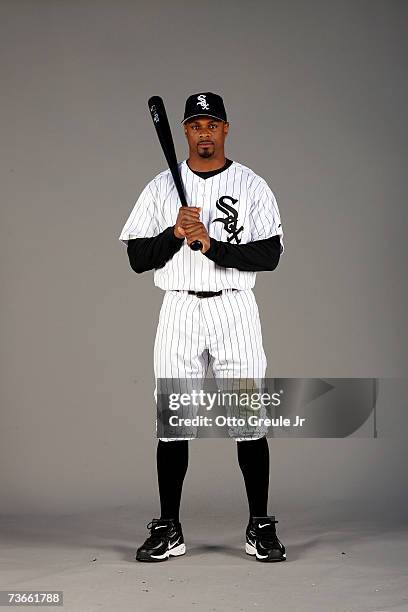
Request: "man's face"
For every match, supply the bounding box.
[184,116,229,158]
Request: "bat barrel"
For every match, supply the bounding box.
[148,95,203,251]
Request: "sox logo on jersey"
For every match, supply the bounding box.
[213,195,244,244]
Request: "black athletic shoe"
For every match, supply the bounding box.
[245,515,286,562]
[135,518,186,562]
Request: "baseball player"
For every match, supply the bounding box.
[119,92,286,563]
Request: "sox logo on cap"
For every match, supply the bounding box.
[197,94,210,110]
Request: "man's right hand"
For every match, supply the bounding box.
[173,206,201,239]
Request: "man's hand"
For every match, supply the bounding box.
[180,220,211,253]
[173,206,211,253]
[174,207,201,239]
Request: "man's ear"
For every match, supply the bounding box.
[223,121,230,135]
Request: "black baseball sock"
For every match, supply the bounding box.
[156,439,189,522]
[237,436,269,518]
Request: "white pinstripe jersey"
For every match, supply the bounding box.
[118,159,284,291]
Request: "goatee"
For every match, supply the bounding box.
[198,149,213,158]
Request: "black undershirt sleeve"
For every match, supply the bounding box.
[127,228,281,274]
[202,235,282,272]
[126,226,184,273]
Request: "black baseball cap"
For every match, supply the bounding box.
[181,92,227,124]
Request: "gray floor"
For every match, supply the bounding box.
[1,508,407,612]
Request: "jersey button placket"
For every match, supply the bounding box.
[200,180,210,290]
[200,181,206,225]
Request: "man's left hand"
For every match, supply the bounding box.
[178,221,211,253]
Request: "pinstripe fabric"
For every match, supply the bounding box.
[118,160,284,291]
[153,289,268,442]
[154,289,266,378]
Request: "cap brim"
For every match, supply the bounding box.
[181,113,226,124]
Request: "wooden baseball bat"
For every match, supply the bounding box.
[147,96,202,251]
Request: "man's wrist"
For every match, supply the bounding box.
[171,225,185,241]
[200,237,212,254]
[202,237,218,257]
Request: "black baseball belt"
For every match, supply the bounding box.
[175,289,237,298]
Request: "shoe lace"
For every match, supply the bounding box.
[257,520,282,548]
[144,519,171,546]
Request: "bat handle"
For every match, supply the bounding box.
[190,239,203,251]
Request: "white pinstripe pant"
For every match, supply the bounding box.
[153,289,268,442]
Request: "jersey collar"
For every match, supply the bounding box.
[182,159,235,181]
